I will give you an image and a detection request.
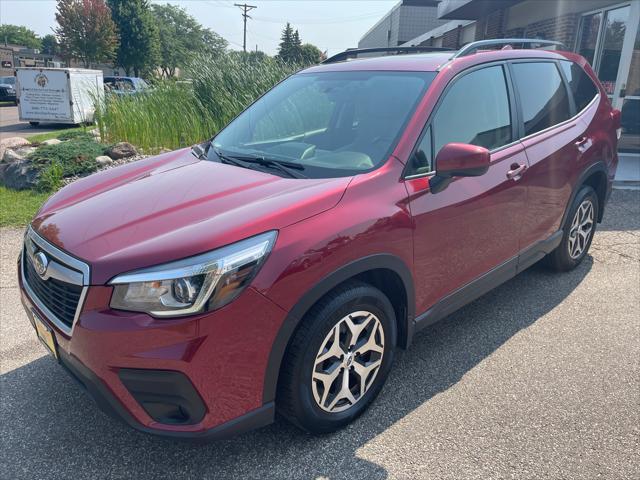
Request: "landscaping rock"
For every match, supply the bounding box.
[41,138,63,146]
[0,160,40,190]
[107,142,137,159]
[0,137,30,162]
[95,155,113,166]
[89,129,101,138]
[2,146,37,163]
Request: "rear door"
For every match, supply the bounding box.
[509,60,586,251]
[405,64,528,315]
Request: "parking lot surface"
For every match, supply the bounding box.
[1,190,638,479]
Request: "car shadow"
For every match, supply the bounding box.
[2,256,593,479]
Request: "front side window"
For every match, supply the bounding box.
[431,65,512,157]
[512,62,572,137]
[212,71,436,178]
[559,60,599,113]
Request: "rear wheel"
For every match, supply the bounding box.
[29,121,40,127]
[277,281,396,433]
[545,185,598,271]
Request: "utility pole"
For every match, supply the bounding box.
[234,3,257,53]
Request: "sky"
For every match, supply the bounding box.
[0,0,398,56]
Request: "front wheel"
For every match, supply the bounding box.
[29,121,40,127]
[545,185,598,271]
[277,281,396,433]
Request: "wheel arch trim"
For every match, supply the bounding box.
[262,253,415,404]
[563,160,608,226]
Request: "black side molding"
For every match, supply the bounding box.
[414,230,562,334]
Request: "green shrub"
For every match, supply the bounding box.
[95,51,301,151]
[57,130,95,141]
[27,138,106,178]
[37,161,64,192]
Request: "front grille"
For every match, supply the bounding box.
[21,228,90,335]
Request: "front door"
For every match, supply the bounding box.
[404,64,527,315]
[576,1,640,152]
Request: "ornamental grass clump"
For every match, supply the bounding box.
[95,52,300,152]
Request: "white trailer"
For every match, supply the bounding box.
[15,68,104,126]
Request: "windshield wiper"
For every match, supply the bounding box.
[213,149,307,179]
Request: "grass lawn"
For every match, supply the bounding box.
[0,186,50,227]
[27,126,90,144]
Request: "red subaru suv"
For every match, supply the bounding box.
[19,40,620,439]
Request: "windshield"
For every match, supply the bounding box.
[0,77,15,86]
[211,70,436,178]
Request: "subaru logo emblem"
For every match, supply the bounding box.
[33,251,49,277]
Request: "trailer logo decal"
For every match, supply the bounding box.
[35,73,48,88]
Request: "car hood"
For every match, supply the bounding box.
[32,148,352,284]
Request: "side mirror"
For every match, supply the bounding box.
[430,143,490,193]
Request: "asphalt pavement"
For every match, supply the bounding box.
[0,104,72,140]
[1,190,639,479]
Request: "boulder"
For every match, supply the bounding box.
[0,137,30,162]
[0,160,40,190]
[95,155,113,166]
[107,142,137,160]
[41,138,62,146]
[2,146,37,163]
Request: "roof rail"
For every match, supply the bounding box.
[452,38,566,59]
[322,46,454,64]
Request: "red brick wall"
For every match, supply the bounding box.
[442,26,462,49]
[475,9,578,49]
[521,13,580,48]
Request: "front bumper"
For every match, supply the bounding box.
[19,263,286,439]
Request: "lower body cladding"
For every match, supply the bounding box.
[19,275,287,440]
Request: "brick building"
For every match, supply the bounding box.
[399,0,640,153]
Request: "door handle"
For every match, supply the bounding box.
[506,163,527,180]
[575,136,591,152]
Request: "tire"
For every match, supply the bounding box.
[277,280,397,434]
[29,121,40,127]
[545,185,598,272]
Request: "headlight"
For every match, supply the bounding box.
[109,231,277,316]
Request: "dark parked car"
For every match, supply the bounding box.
[0,76,17,104]
[19,40,620,439]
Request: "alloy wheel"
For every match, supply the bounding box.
[568,199,594,259]
[311,311,385,413]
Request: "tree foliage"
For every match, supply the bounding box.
[40,34,60,56]
[0,24,41,49]
[277,23,299,63]
[277,23,322,65]
[150,3,227,78]
[55,0,118,68]
[300,44,324,65]
[107,0,159,77]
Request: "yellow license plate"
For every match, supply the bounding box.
[32,310,58,360]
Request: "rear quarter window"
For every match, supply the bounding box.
[559,60,599,113]
[511,62,572,137]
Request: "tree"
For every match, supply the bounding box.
[277,23,302,63]
[55,0,118,68]
[0,25,41,49]
[107,0,159,77]
[150,3,227,78]
[300,43,323,65]
[40,34,60,56]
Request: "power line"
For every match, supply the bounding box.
[234,3,257,53]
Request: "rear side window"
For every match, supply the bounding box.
[432,65,512,155]
[511,62,572,136]
[559,60,599,113]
